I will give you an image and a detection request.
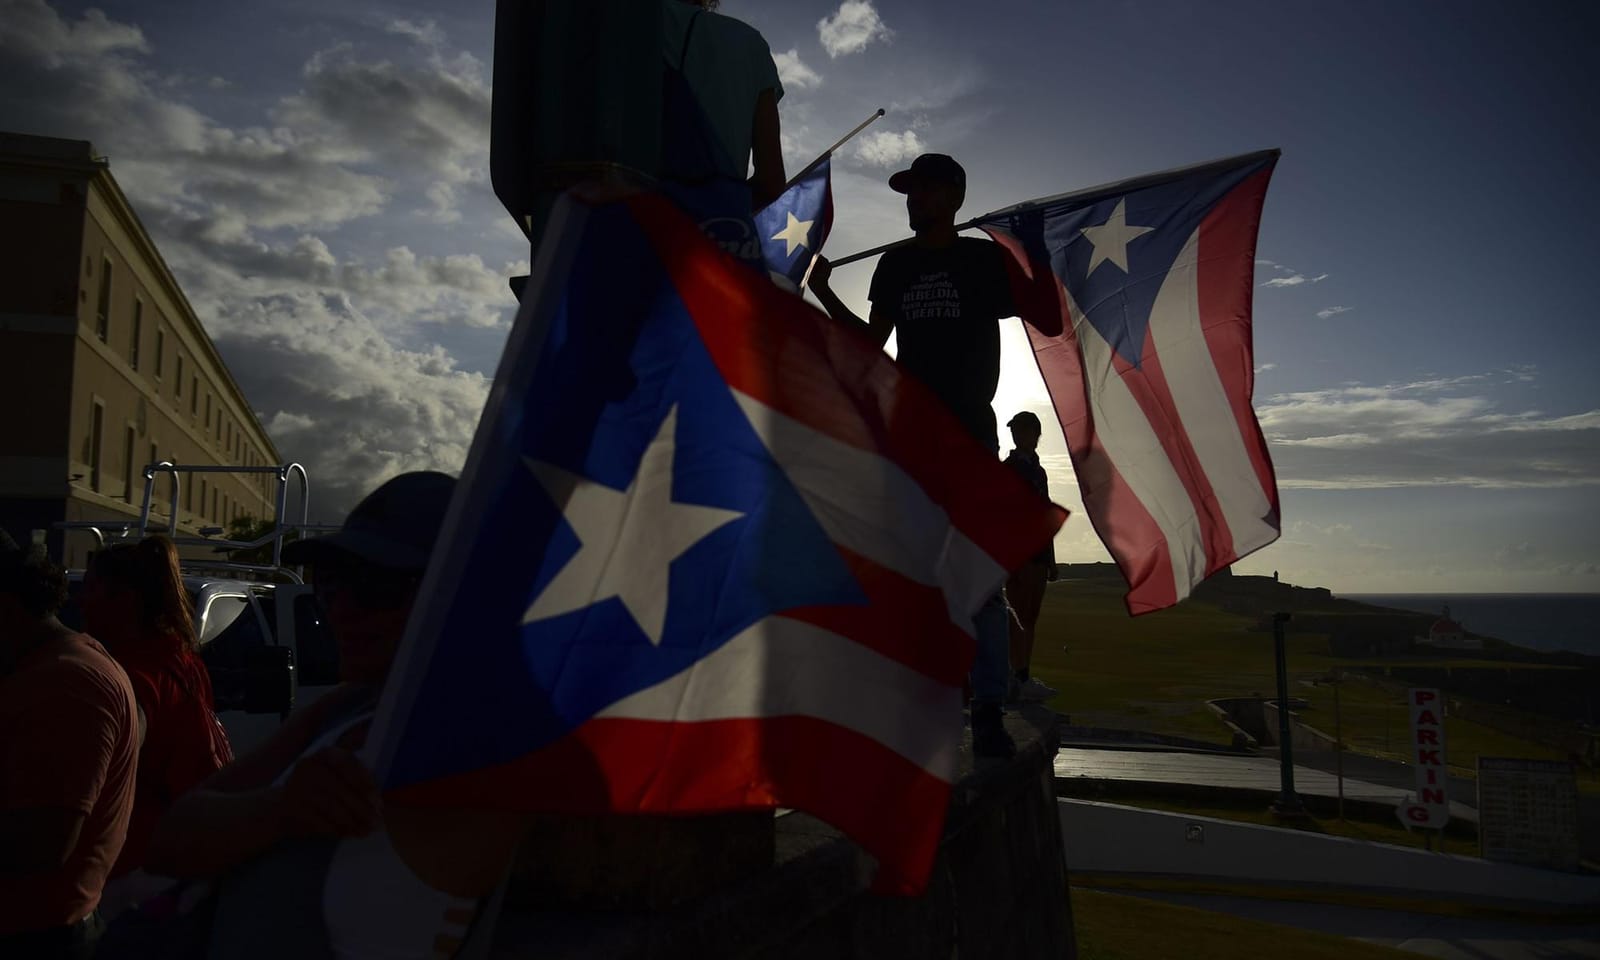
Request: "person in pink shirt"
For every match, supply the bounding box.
[0,527,139,959]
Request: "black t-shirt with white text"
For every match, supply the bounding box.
[869,237,1014,448]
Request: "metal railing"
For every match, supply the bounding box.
[55,461,337,583]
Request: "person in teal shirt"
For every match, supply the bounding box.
[662,0,787,210]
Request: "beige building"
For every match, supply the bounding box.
[1,132,280,568]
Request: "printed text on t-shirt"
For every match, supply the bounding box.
[901,272,961,322]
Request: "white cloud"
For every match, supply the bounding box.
[201,291,491,518]
[0,1,517,517]
[771,48,821,90]
[854,129,925,168]
[817,0,893,58]
[1316,305,1352,319]
[1255,362,1278,373]
[385,18,446,48]
[1261,272,1329,288]
[1258,375,1600,490]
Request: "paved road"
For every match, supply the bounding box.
[1281,748,1479,808]
[1054,747,1479,822]
[1108,890,1600,960]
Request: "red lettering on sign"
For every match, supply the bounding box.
[1417,730,1439,745]
[1405,805,1430,823]
[1416,750,1441,765]
[1426,769,1438,784]
[1415,710,1439,726]
[1421,788,1446,805]
[1413,690,1437,706]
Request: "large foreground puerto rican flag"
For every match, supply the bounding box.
[974,150,1281,615]
[367,193,1065,893]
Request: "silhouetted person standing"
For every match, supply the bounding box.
[810,154,1020,757]
[662,0,786,208]
[661,0,787,269]
[1002,412,1058,702]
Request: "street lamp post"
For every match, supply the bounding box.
[1271,612,1305,816]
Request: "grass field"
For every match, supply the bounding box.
[1029,578,1597,794]
[1071,887,1419,960]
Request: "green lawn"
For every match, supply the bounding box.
[1072,887,1419,960]
[1030,579,1597,795]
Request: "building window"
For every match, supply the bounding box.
[211,488,218,524]
[186,473,194,514]
[176,355,184,397]
[123,426,137,504]
[149,442,160,505]
[130,300,143,371]
[95,258,113,342]
[200,479,208,520]
[205,394,211,433]
[154,328,165,379]
[191,378,198,415]
[89,401,105,493]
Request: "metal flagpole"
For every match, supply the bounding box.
[779,107,885,196]
[827,147,1283,268]
[767,108,886,294]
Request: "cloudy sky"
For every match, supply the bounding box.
[3,0,1596,594]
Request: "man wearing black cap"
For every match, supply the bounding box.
[149,472,521,958]
[810,153,1020,757]
[1003,412,1059,704]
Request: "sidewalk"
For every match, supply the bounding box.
[1109,890,1600,960]
[1055,747,1478,821]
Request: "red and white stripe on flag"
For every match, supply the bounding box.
[985,166,1280,615]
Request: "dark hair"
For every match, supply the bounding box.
[88,536,197,650]
[0,551,69,617]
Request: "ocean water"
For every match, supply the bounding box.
[1342,594,1600,657]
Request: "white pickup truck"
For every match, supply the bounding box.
[61,574,340,755]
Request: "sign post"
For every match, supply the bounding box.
[1396,687,1450,843]
[1270,613,1304,816]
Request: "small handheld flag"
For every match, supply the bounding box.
[754,158,833,291]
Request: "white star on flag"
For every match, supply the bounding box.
[522,405,743,646]
[770,210,815,258]
[1080,198,1153,275]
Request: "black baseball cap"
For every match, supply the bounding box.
[283,471,456,572]
[888,154,966,195]
[1007,411,1042,431]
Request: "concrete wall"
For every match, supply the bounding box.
[1059,799,1600,914]
[1210,697,1338,753]
[493,708,1075,959]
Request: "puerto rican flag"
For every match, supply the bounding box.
[754,157,834,292]
[975,150,1281,615]
[367,193,1065,893]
